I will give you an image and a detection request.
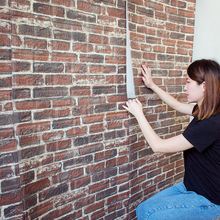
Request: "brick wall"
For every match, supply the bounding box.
[0,0,195,219]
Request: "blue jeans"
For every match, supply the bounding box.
[136,182,220,220]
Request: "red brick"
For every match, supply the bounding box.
[66,63,88,73]
[51,0,75,7]
[42,130,64,143]
[53,98,75,107]
[178,8,194,18]
[0,63,11,74]
[0,76,12,88]
[74,195,95,209]
[0,191,21,206]
[66,126,87,137]
[46,139,71,152]
[107,8,124,19]
[22,178,50,196]
[45,75,72,85]
[10,0,31,10]
[13,74,43,86]
[72,43,93,52]
[0,90,12,101]
[0,166,14,179]
[0,139,17,153]
[85,200,104,214]
[51,40,70,51]
[77,1,102,14]
[71,176,91,190]
[52,117,80,129]
[41,204,72,220]
[24,38,47,49]
[19,134,41,147]
[28,200,53,219]
[51,52,78,62]
[12,49,49,61]
[70,86,91,96]
[89,34,109,44]
[0,34,10,46]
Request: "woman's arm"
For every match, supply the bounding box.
[141,65,194,115]
[123,99,194,153]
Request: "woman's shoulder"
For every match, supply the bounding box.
[205,113,220,130]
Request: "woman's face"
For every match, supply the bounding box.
[184,75,205,106]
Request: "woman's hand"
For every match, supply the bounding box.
[123,98,144,117]
[141,65,154,89]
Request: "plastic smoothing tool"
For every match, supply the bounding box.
[126,0,136,99]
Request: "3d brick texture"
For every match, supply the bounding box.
[0,0,195,219]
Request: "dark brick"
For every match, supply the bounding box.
[33,87,68,98]
[33,62,64,73]
[39,183,68,201]
[19,25,51,38]
[67,10,96,23]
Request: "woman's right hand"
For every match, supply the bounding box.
[141,64,154,89]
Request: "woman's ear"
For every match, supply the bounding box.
[202,81,206,92]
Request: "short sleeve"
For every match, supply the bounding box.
[183,118,218,153]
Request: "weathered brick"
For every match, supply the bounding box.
[24,37,47,49]
[66,126,87,137]
[21,145,45,159]
[52,117,80,129]
[17,121,50,135]
[70,86,91,96]
[13,74,43,86]
[33,87,68,98]
[12,88,30,99]
[12,61,31,72]
[41,204,72,220]
[80,54,104,63]
[1,177,20,192]
[0,90,12,101]
[4,202,23,217]
[46,139,71,152]
[13,49,49,61]
[0,63,11,74]
[67,9,96,23]
[19,134,41,147]
[0,139,17,153]
[71,175,91,190]
[33,3,64,17]
[0,49,11,60]
[0,152,18,166]
[52,168,84,184]
[28,200,53,219]
[19,24,51,38]
[33,62,64,73]
[78,143,104,155]
[0,76,12,88]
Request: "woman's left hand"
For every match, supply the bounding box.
[123,98,144,117]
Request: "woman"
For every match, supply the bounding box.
[123,59,220,220]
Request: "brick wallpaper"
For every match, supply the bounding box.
[0,0,195,219]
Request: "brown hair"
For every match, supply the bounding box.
[187,59,220,120]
